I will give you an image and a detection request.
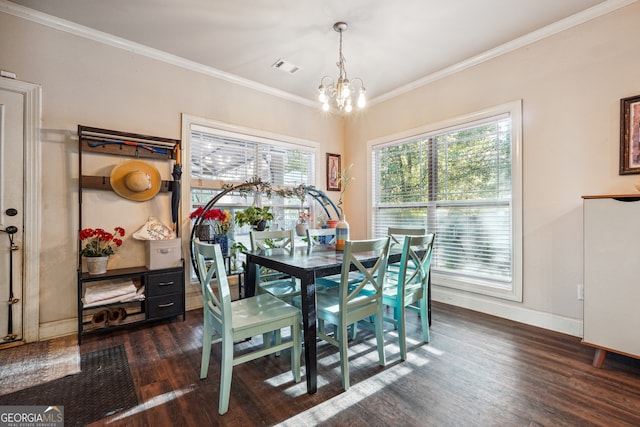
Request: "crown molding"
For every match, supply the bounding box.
[371,0,638,105]
[1,0,636,108]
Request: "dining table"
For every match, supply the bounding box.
[243,243,432,394]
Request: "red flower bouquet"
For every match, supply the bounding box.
[190,207,232,235]
[79,227,125,257]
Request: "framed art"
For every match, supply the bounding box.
[326,153,341,191]
[620,94,640,174]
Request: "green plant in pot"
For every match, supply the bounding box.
[230,241,248,272]
[235,206,274,231]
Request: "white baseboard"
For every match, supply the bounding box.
[39,318,77,341]
[432,286,583,338]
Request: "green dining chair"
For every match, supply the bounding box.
[194,239,301,415]
[366,233,435,361]
[306,227,337,247]
[306,228,362,290]
[250,229,300,303]
[388,227,426,242]
[315,236,391,390]
[387,227,426,273]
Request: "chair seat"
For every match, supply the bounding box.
[259,278,300,299]
[316,284,378,317]
[226,293,300,332]
[316,271,365,288]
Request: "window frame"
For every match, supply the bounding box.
[181,114,319,283]
[367,100,523,301]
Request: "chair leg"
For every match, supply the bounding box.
[218,332,234,415]
[393,305,399,330]
[420,297,430,343]
[291,321,301,383]
[397,304,407,361]
[338,322,350,390]
[200,319,213,379]
[375,305,386,367]
[263,332,271,349]
[275,328,282,357]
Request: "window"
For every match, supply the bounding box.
[370,101,522,300]
[182,116,316,277]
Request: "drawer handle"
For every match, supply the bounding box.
[157,302,175,308]
[158,281,175,286]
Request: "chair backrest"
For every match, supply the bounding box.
[306,228,337,247]
[387,227,427,246]
[394,234,435,301]
[194,239,231,332]
[250,229,295,251]
[340,237,392,314]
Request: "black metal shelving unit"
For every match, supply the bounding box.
[77,125,185,343]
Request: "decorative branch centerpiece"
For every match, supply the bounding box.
[335,164,354,251]
[336,164,354,219]
[189,177,341,278]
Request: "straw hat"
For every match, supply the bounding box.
[110,160,161,202]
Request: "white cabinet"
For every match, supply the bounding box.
[583,195,640,367]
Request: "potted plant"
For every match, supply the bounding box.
[190,207,233,255]
[79,227,126,275]
[230,241,248,272]
[190,207,231,236]
[234,206,274,231]
[296,210,311,236]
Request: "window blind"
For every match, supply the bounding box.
[372,110,519,297]
[190,126,315,233]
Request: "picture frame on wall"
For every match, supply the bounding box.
[326,153,341,191]
[620,94,640,175]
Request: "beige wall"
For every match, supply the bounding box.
[0,11,342,335]
[2,2,639,339]
[344,2,640,331]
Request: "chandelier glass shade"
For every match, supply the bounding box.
[318,22,366,113]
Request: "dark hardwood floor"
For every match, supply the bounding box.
[33,302,640,425]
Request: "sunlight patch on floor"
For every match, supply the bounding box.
[106,385,196,423]
[275,363,416,426]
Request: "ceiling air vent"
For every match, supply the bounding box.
[272,59,302,75]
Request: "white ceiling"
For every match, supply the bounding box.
[6,0,625,106]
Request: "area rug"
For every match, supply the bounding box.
[0,345,138,427]
[0,338,80,394]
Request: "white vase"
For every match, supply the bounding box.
[85,256,109,275]
[295,223,308,237]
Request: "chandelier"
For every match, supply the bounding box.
[318,22,366,113]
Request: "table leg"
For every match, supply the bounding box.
[244,262,257,297]
[300,273,317,394]
[428,274,432,326]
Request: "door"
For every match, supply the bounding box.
[0,87,25,345]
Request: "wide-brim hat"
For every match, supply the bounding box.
[110,160,161,202]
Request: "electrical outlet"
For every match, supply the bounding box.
[577,284,584,300]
